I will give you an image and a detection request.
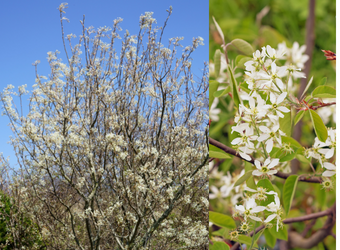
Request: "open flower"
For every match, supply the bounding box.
[268,92,290,119]
[235,197,266,222]
[209,98,221,121]
[322,162,336,177]
[257,124,283,153]
[258,62,287,90]
[244,186,277,201]
[209,185,233,200]
[264,195,283,231]
[253,158,279,177]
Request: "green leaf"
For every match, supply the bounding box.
[295,154,311,164]
[209,241,230,250]
[214,86,231,98]
[311,86,336,99]
[234,170,253,187]
[309,109,328,142]
[238,235,258,248]
[281,136,303,149]
[253,228,265,244]
[320,77,327,86]
[264,229,276,248]
[235,55,252,69]
[227,64,242,109]
[230,39,254,56]
[209,80,219,109]
[269,225,288,241]
[212,16,224,42]
[279,150,297,162]
[209,212,236,229]
[269,147,280,158]
[300,76,313,99]
[315,185,326,208]
[246,175,257,189]
[294,110,306,126]
[209,151,231,159]
[283,175,299,215]
[240,81,251,94]
[214,50,222,78]
[279,108,291,137]
[212,227,229,238]
[209,145,231,159]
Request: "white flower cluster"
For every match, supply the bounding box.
[230,44,307,175]
[234,188,283,232]
[305,128,336,177]
[209,164,245,206]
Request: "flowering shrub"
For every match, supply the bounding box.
[209,17,335,249]
[0,4,209,249]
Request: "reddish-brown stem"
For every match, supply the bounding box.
[309,102,336,110]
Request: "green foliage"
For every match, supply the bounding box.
[0,191,45,249]
[209,211,236,229]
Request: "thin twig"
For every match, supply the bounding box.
[209,137,323,183]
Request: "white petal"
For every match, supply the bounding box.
[210,186,219,194]
[266,139,273,153]
[270,92,276,104]
[231,138,242,145]
[244,186,257,192]
[268,114,280,120]
[268,158,280,168]
[259,126,271,133]
[264,214,277,223]
[252,170,262,176]
[266,191,277,195]
[254,160,262,169]
[278,106,290,113]
[249,97,255,108]
[322,170,335,177]
[323,162,336,170]
[325,148,334,159]
[235,205,245,212]
[264,158,271,166]
[240,152,251,161]
[249,215,263,222]
[271,62,277,73]
[276,111,284,118]
[268,170,278,175]
[276,78,284,89]
[277,92,287,104]
[274,195,280,206]
[252,206,266,213]
[258,134,270,142]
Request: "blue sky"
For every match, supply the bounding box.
[0,0,208,165]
